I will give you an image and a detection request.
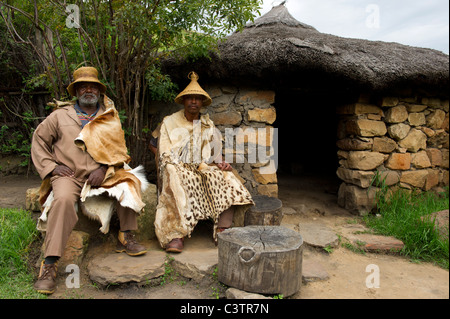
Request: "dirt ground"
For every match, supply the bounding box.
[1,172,448,299]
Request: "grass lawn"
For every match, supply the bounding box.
[364,186,449,269]
[0,208,46,299]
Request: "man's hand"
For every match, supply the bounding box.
[52,165,74,177]
[87,166,107,187]
[217,161,232,171]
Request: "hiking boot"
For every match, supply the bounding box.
[116,231,147,256]
[34,261,57,295]
[166,238,184,253]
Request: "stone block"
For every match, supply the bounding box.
[426,148,443,167]
[235,126,274,147]
[346,119,387,137]
[374,170,401,186]
[337,183,378,215]
[385,153,411,170]
[441,170,449,186]
[400,170,428,189]
[236,90,275,107]
[226,288,271,299]
[88,250,167,286]
[347,151,386,171]
[58,230,90,272]
[247,107,276,124]
[336,167,375,188]
[388,123,411,140]
[210,111,242,126]
[298,223,339,248]
[336,138,373,151]
[302,259,330,283]
[408,113,426,126]
[25,187,41,212]
[426,110,446,129]
[380,97,399,107]
[427,129,449,148]
[385,105,409,123]
[372,137,397,153]
[411,151,431,169]
[136,183,158,241]
[257,184,278,197]
[252,168,277,185]
[441,150,449,169]
[398,129,427,153]
[442,113,449,132]
[424,169,440,191]
[210,94,235,112]
[406,104,427,113]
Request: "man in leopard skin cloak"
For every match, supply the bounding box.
[149,72,254,253]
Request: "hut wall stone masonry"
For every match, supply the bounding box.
[150,86,279,198]
[336,95,449,214]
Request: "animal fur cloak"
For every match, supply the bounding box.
[37,96,148,233]
[153,110,253,247]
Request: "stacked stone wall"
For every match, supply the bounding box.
[204,85,278,198]
[336,95,449,215]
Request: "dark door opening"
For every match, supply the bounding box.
[273,89,341,193]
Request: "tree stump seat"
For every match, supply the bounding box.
[244,195,283,226]
[218,226,303,297]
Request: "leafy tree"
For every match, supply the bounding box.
[0,0,262,164]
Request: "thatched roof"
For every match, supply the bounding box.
[163,5,449,97]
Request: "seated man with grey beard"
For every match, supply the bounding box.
[31,66,147,295]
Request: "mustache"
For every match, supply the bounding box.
[82,93,97,98]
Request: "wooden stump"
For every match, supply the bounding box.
[218,226,303,297]
[245,195,283,226]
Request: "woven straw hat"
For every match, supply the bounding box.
[174,72,212,106]
[67,67,107,97]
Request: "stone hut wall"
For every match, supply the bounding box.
[336,95,449,215]
[150,86,449,216]
[205,85,278,197]
[150,84,278,197]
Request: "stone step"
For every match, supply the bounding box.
[298,222,340,249]
[339,223,405,253]
[87,227,219,286]
[302,259,330,283]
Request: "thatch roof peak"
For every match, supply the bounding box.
[245,4,317,31]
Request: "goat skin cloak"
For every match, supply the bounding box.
[154,110,253,247]
[37,96,148,233]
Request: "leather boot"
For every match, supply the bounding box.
[116,231,147,256]
[166,238,184,253]
[34,261,57,295]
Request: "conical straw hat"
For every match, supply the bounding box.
[174,72,212,106]
[67,67,107,97]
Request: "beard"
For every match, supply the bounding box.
[78,93,99,108]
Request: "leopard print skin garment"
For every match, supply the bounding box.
[154,153,253,247]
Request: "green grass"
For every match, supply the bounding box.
[364,186,449,269]
[0,208,46,299]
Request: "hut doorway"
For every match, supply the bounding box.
[274,89,341,194]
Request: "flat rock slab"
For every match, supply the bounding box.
[350,233,404,252]
[298,223,339,248]
[226,288,271,299]
[302,259,329,283]
[341,224,404,253]
[171,249,218,281]
[88,250,167,286]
